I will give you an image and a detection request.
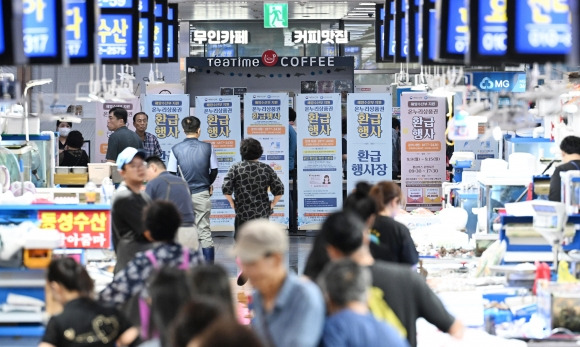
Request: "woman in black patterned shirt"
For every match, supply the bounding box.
[222,138,285,238]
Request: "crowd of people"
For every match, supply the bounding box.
[40,106,467,346]
[39,176,464,347]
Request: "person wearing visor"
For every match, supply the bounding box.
[111,147,152,274]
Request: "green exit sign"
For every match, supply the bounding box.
[264,3,288,28]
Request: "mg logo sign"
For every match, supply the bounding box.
[479,77,510,90]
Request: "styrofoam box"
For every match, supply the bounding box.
[88,163,112,184]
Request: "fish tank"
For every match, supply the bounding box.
[0,133,55,188]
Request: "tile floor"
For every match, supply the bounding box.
[0,234,317,347]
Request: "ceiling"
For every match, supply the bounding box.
[172,0,379,21]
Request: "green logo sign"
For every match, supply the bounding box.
[264,3,288,28]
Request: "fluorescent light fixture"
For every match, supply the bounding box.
[359,2,377,5]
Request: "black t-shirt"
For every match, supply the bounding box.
[549,160,580,201]
[368,261,455,347]
[41,298,133,347]
[60,149,89,167]
[369,215,419,265]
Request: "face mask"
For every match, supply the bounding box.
[59,127,71,137]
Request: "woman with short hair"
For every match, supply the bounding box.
[222,138,284,237]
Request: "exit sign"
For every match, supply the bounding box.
[264,3,288,28]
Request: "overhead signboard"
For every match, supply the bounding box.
[437,0,468,63]
[292,30,348,44]
[467,0,507,66]
[264,3,288,28]
[470,72,527,93]
[375,4,385,62]
[419,0,437,65]
[22,0,65,64]
[167,4,178,62]
[382,0,396,61]
[139,0,154,63]
[394,0,408,62]
[98,1,139,64]
[191,30,250,45]
[153,0,168,62]
[0,0,26,65]
[507,0,571,63]
[65,0,96,64]
[406,0,421,63]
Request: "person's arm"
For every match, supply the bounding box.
[112,196,146,239]
[105,133,118,161]
[166,150,178,173]
[98,257,148,306]
[399,224,419,266]
[224,195,235,210]
[548,166,562,201]
[285,283,326,347]
[222,167,236,209]
[115,307,140,346]
[209,169,218,184]
[39,317,59,347]
[209,146,218,184]
[271,195,282,210]
[413,272,457,334]
[153,137,162,157]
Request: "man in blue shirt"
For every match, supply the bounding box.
[232,219,325,347]
[318,259,409,347]
[167,116,218,262]
[145,156,198,251]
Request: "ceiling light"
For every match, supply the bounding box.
[359,2,377,5]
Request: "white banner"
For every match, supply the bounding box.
[400,92,447,211]
[143,94,190,162]
[296,94,343,230]
[346,93,393,193]
[196,95,242,231]
[244,93,289,227]
[95,99,140,163]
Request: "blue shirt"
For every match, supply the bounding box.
[252,272,325,347]
[145,171,195,225]
[289,125,297,170]
[322,309,410,347]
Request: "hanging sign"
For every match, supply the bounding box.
[196,95,242,231]
[153,0,168,61]
[22,0,64,64]
[296,94,343,230]
[346,93,393,193]
[244,93,290,227]
[138,0,154,62]
[400,92,446,211]
[143,94,190,162]
[65,0,96,64]
[94,99,141,163]
[39,210,111,249]
[167,4,178,62]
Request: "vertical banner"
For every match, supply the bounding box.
[244,93,289,227]
[400,92,446,211]
[296,94,343,230]
[143,94,190,161]
[196,95,242,231]
[95,99,140,163]
[346,93,392,193]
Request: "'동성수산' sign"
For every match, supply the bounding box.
[296,93,343,230]
[196,95,242,231]
[400,92,446,211]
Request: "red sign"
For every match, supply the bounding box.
[261,50,278,66]
[38,210,111,249]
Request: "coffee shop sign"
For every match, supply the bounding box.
[206,56,336,67]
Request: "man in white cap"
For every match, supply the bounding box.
[232,219,325,347]
[111,147,152,274]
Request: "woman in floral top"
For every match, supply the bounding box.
[222,138,284,238]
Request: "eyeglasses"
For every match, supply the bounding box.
[135,119,148,124]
